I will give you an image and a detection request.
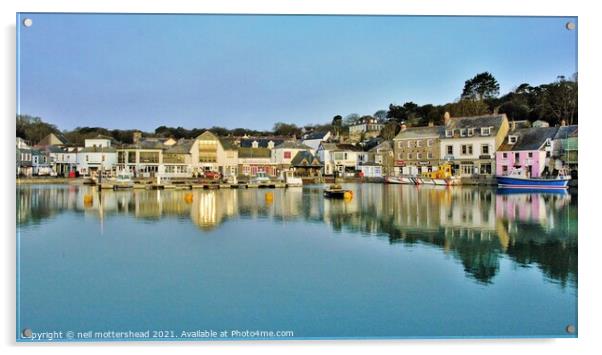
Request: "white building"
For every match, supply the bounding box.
[348,117,385,135]
[271,141,312,168]
[301,131,331,153]
[317,142,364,176]
[76,136,118,177]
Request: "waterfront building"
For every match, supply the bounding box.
[239,137,286,149]
[237,147,277,177]
[495,127,558,178]
[52,146,80,176]
[160,139,195,178]
[290,151,323,177]
[316,142,364,176]
[301,131,331,153]
[271,141,313,172]
[31,149,52,175]
[393,125,444,175]
[76,136,118,177]
[195,131,239,177]
[440,113,510,177]
[551,124,578,177]
[365,140,394,176]
[16,137,33,177]
[358,163,383,178]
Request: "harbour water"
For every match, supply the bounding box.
[16,184,577,340]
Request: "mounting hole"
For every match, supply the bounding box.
[565,324,576,334]
[22,328,32,338]
[565,22,576,31]
[23,18,33,28]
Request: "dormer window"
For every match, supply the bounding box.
[544,138,551,147]
[445,129,453,137]
[481,127,491,136]
[467,128,475,136]
[460,129,466,137]
[252,141,259,148]
[267,141,275,149]
[508,135,518,144]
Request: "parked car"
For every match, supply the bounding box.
[203,171,221,180]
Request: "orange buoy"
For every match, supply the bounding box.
[83,194,93,206]
[184,192,193,203]
[265,191,273,203]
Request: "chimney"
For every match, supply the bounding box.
[443,112,451,126]
[133,131,142,144]
[560,119,567,127]
[400,124,407,132]
[511,120,516,132]
[428,120,434,127]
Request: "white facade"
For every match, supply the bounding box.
[271,145,311,166]
[301,131,331,153]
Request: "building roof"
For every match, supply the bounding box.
[368,140,393,152]
[219,137,237,150]
[239,138,285,148]
[274,141,312,150]
[237,147,272,159]
[303,131,330,140]
[554,125,578,139]
[393,126,444,140]
[291,151,322,167]
[37,132,66,146]
[445,114,507,133]
[498,127,559,151]
[164,139,194,154]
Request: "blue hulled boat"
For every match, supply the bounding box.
[497,168,570,190]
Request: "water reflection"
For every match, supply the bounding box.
[17,184,577,287]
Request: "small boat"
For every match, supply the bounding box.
[249,171,271,185]
[433,178,447,186]
[497,168,570,190]
[323,184,353,199]
[421,177,435,185]
[111,169,134,189]
[281,170,303,187]
[384,176,413,184]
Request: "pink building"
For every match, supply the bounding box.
[495,127,558,178]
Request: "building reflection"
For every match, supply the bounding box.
[17,184,577,287]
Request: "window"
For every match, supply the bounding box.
[140,151,160,163]
[199,140,218,163]
[460,129,466,137]
[502,152,508,159]
[481,127,491,136]
[515,152,520,161]
[86,155,89,162]
[427,139,433,147]
[416,153,422,160]
[128,151,136,164]
[508,135,517,144]
[102,154,105,162]
[445,129,453,137]
[447,145,453,155]
[408,141,412,148]
[481,144,490,155]
[528,152,533,158]
[502,165,508,174]
[407,153,413,160]
[461,144,473,155]
[467,128,475,136]
[284,151,292,159]
[428,152,433,159]
[398,142,403,149]
[416,140,422,148]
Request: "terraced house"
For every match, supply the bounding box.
[195,131,239,177]
[440,113,509,177]
[393,125,443,175]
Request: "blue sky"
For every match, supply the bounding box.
[17,14,577,131]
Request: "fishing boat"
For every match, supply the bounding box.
[422,163,460,186]
[323,184,353,199]
[111,168,134,189]
[249,171,271,185]
[384,176,413,184]
[280,170,303,187]
[496,168,570,190]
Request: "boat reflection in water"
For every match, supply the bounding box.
[17,184,577,288]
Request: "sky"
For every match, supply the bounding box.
[17,14,578,131]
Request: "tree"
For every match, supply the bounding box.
[445,99,490,117]
[331,115,343,137]
[373,110,388,121]
[540,76,578,125]
[381,121,401,140]
[273,122,302,137]
[462,72,500,101]
[343,113,360,126]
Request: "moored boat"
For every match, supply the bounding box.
[111,168,134,189]
[496,168,570,190]
[385,176,413,184]
[323,184,353,199]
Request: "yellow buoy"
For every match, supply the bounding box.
[184,192,193,203]
[83,194,93,206]
[265,191,273,203]
[343,191,353,200]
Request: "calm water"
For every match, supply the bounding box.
[16,184,577,340]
